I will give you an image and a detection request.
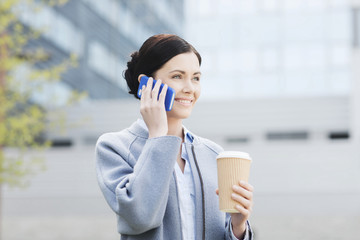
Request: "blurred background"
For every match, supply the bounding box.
[1,0,360,239]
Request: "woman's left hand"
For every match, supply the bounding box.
[230,181,254,238]
[216,181,254,239]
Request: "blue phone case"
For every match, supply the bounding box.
[137,76,176,111]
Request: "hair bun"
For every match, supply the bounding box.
[127,51,139,71]
[124,51,140,97]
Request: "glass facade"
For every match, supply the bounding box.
[15,0,184,100]
[185,0,352,100]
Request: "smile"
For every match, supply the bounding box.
[175,98,193,105]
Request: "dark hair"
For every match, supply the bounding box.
[123,34,202,99]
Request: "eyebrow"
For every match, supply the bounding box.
[169,70,202,75]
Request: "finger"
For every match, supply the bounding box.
[146,77,155,97]
[151,79,162,101]
[232,185,253,201]
[142,77,154,100]
[215,189,219,195]
[140,85,148,108]
[239,180,254,192]
[234,204,251,217]
[158,83,168,103]
[146,77,154,88]
[231,193,252,210]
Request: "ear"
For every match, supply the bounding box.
[138,74,146,83]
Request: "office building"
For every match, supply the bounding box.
[185,0,354,99]
[3,1,360,239]
[16,0,184,100]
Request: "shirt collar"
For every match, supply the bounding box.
[183,126,194,143]
[137,118,194,143]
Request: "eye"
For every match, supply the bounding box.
[172,74,181,79]
[193,76,200,81]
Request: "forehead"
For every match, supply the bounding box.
[160,52,200,73]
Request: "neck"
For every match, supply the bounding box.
[167,118,184,141]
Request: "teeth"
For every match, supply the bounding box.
[177,100,191,104]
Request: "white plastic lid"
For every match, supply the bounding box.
[216,151,252,161]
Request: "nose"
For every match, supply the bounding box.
[182,78,195,93]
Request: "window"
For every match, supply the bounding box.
[266,131,309,141]
[328,131,350,140]
[88,41,125,87]
[352,7,360,48]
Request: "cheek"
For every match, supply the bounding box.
[195,85,201,99]
[164,81,181,95]
[159,79,174,91]
[165,83,178,94]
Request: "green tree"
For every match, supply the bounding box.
[0,0,83,234]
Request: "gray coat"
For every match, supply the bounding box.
[95,120,253,239]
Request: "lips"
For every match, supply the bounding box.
[175,98,193,106]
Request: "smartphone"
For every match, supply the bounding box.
[137,76,176,111]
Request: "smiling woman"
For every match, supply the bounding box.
[95,34,254,240]
[151,52,201,120]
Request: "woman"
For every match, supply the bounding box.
[95,34,254,239]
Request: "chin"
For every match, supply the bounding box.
[167,109,193,120]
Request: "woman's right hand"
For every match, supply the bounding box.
[139,77,169,138]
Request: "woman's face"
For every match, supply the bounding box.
[154,52,201,120]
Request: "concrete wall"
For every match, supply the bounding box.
[3,97,360,239]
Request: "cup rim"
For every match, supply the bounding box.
[216,151,252,161]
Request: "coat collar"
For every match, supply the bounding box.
[129,119,196,144]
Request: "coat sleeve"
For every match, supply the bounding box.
[95,132,182,235]
[225,214,253,240]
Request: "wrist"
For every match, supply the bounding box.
[231,222,246,239]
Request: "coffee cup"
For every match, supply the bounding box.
[216,151,252,212]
